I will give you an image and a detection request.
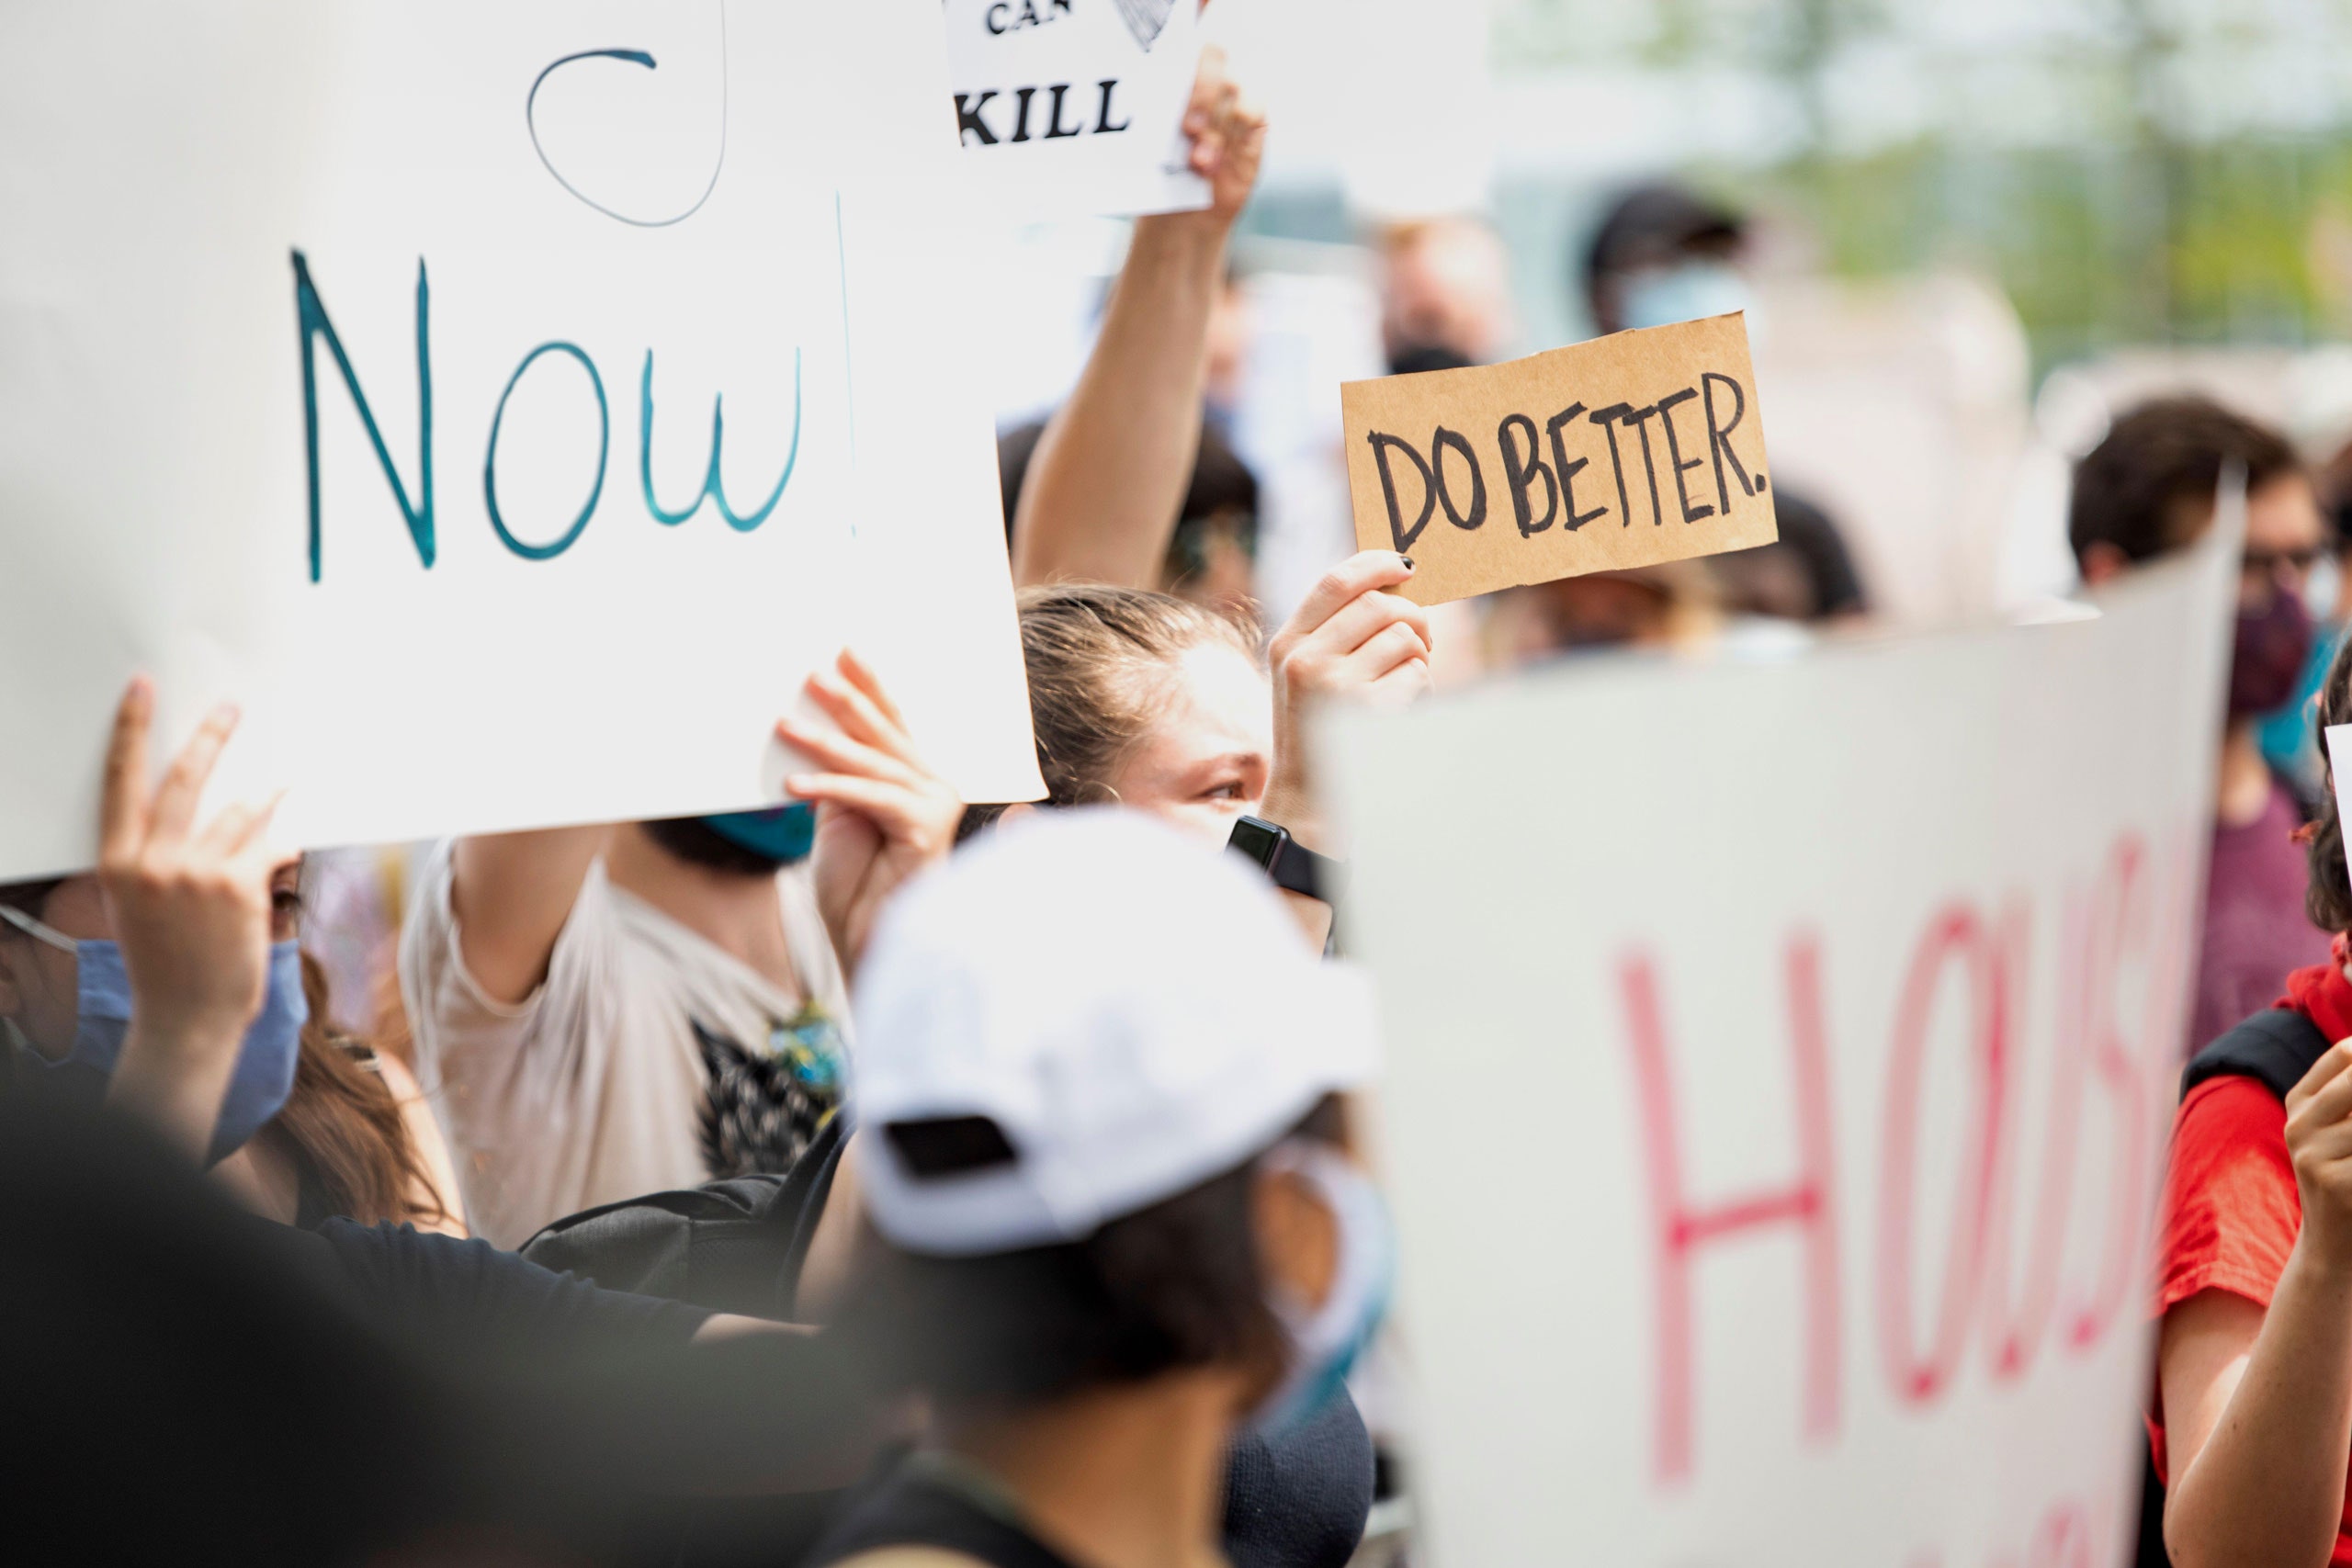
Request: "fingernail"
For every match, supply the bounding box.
[1399,555,1416,572]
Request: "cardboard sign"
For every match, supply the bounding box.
[1322,533,2236,1563]
[944,0,1210,219]
[1341,313,1779,605]
[0,1,1043,881]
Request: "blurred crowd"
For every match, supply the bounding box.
[22,36,2352,1568]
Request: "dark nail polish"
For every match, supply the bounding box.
[1399,555,1416,572]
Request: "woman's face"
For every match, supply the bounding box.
[0,876,106,1057]
[1103,640,1273,847]
[0,863,304,1060]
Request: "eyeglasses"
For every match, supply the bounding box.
[2244,545,2326,578]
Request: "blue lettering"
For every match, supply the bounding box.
[291,251,434,582]
[638,347,802,533]
[482,342,608,561]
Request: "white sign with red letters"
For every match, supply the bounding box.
[1324,531,2235,1565]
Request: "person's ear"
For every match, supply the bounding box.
[1254,1162,1339,1314]
[2078,540,2131,588]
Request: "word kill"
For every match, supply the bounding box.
[1365,370,1764,553]
[290,252,803,582]
[955,83,1136,146]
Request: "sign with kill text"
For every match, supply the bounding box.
[944,0,1210,219]
[1325,530,2236,1563]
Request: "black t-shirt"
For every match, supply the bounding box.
[801,1454,1080,1568]
[285,1217,715,1361]
[1,1093,868,1563]
[798,1393,1376,1568]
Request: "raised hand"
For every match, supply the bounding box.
[1261,551,1434,848]
[1179,44,1267,226]
[780,650,964,980]
[2286,1040,2352,1270]
[96,677,287,1156]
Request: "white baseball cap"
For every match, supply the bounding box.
[849,808,1379,1257]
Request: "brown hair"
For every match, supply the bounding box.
[964,583,1260,833]
[0,879,443,1228]
[261,953,449,1228]
[2309,634,2352,933]
[2070,396,2302,569]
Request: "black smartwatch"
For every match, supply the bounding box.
[1227,815,1342,904]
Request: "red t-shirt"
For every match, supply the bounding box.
[2152,941,2352,1561]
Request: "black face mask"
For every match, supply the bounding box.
[639,816,791,877]
[2229,589,2316,717]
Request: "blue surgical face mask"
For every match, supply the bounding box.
[1620,259,1754,334]
[1247,1141,1395,1438]
[0,904,307,1165]
[700,802,817,865]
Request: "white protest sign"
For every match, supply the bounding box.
[0,1,1043,881]
[1323,535,2235,1565]
[2327,728,2352,883]
[944,0,1210,219]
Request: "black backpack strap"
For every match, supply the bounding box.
[516,1114,850,1320]
[2181,1007,2333,1103]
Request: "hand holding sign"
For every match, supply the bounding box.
[1261,550,1432,848]
[1342,313,1779,606]
[1175,46,1266,225]
[786,650,965,980]
[2284,1040,2352,1269]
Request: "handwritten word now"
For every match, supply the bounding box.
[1365,370,1763,554]
[290,251,801,582]
[1621,829,2189,1485]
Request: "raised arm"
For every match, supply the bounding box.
[447,825,611,1005]
[1009,47,1266,591]
[2161,1043,2352,1568]
[95,679,283,1162]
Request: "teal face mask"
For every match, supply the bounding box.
[1621,260,1752,333]
[700,802,818,865]
[1247,1142,1395,1438]
[0,905,307,1165]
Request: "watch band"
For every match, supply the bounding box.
[1227,815,1342,903]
